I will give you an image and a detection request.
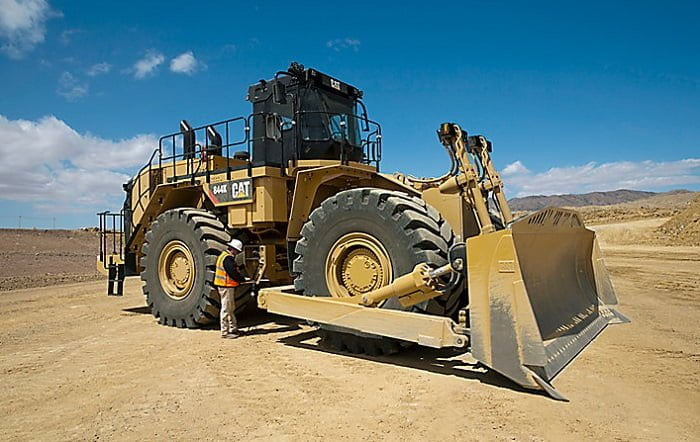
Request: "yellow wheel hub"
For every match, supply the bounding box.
[326,233,392,298]
[158,240,195,300]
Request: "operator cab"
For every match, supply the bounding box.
[246,62,378,168]
[158,63,380,180]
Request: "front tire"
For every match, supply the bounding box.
[293,188,462,354]
[140,208,250,328]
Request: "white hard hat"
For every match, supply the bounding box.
[227,239,243,251]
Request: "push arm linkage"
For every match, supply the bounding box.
[436,123,512,233]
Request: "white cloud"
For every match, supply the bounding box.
[169,51,199,75]
[56,71,88,101]
[502,158,700,197]
[0,114,157,209]
[501,160,530,176]
[86,61,111,76]
[133,50,164,79]
[0,0,55,58]
[326,37,360,52]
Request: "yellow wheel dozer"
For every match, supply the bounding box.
[97,63,627,399]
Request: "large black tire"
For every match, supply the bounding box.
[141,208,251,328]
[293,188,463,354]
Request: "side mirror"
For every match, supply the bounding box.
[265,114,282,141]
[273,81,287,104]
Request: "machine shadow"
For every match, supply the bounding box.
[122,306,152,315]
[278,329,549,399]
[121,303,548,398]
[121,304,302,335]
[195,307,303,333]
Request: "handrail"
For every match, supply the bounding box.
[125,110,383,233]
[97,210,123,269]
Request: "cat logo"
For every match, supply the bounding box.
[207,178,253,204]
[330,78,341,90]
[231,180,251,199]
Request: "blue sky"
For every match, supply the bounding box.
[0,0,698,228]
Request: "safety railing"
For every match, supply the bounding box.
[97,210,123,270]
[124,111,382,243]
[158,116,249,184]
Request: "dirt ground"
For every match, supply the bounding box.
[1,219,699,440]
[0,229,101,291]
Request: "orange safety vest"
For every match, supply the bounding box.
[214,251,240,287]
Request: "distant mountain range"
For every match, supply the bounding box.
[508,189,690,211]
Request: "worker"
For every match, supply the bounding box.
[214,239,246,338]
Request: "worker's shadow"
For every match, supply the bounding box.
[278,329,549,399]
[238,309,302,335]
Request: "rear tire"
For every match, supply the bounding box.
[293,188,463,354]
[140,208,251,328]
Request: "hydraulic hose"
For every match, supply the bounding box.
[404,140,459,184]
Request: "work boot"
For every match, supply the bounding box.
[223,329,242,339]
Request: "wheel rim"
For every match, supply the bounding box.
[158,240,196,300]
[325,232,393,298]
